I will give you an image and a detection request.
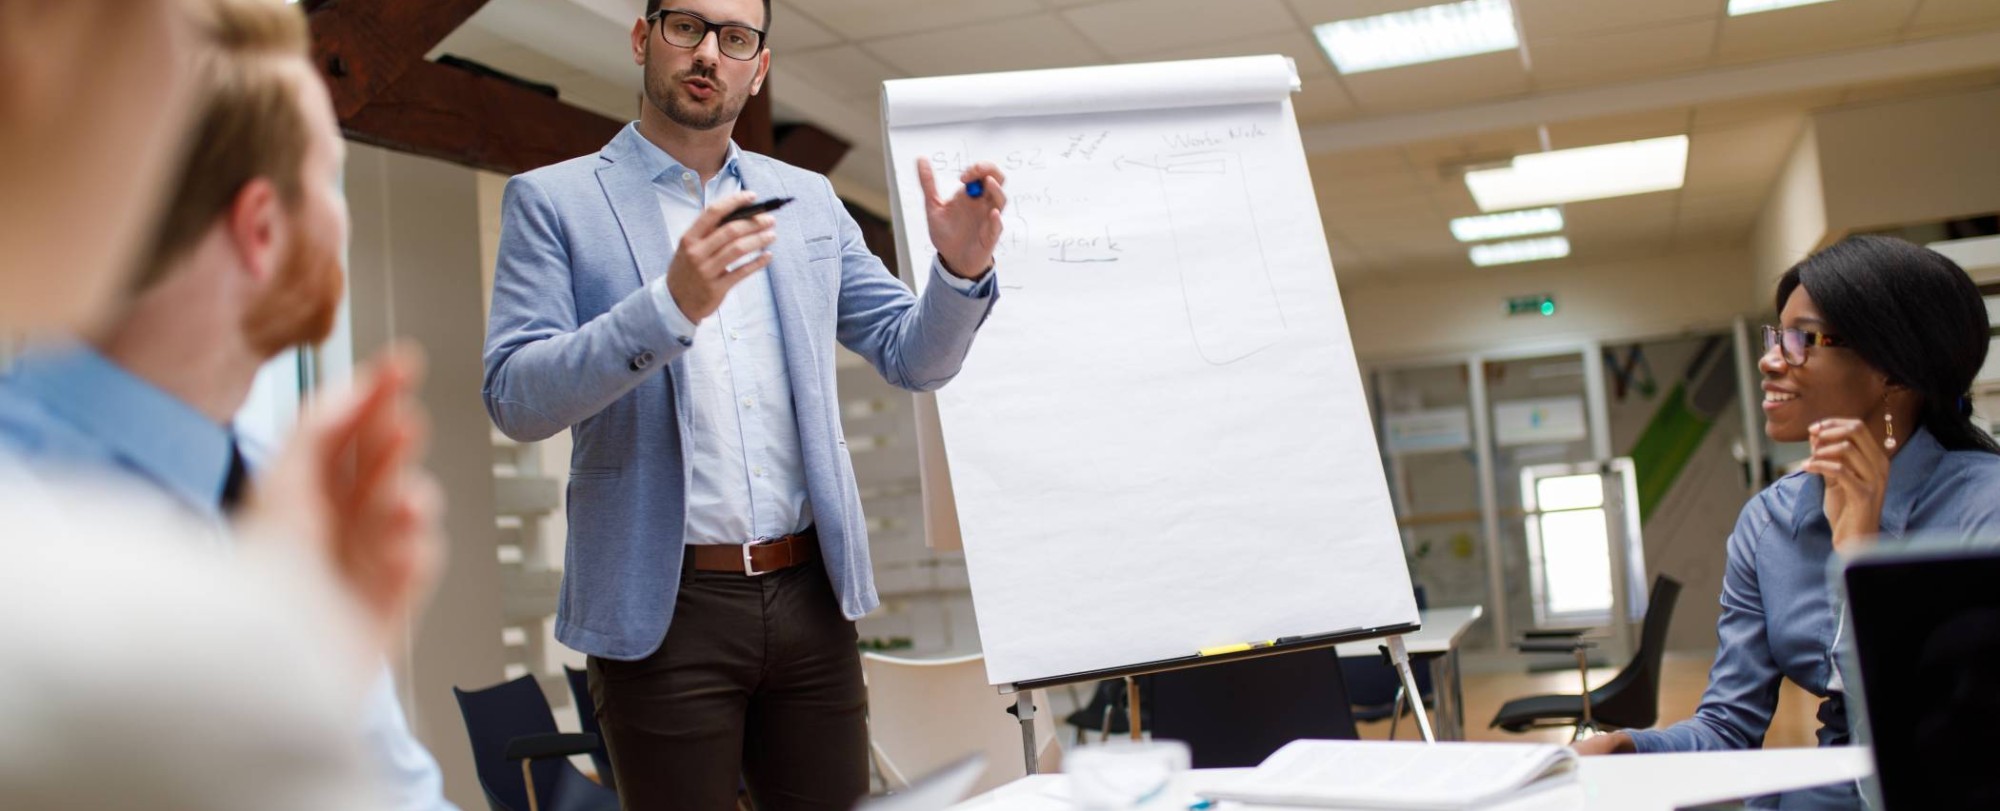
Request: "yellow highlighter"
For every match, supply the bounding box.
[1197,639,1276,657]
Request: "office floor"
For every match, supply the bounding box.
[1355,653,1822,747]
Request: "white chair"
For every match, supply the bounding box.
[861,652,1059,796]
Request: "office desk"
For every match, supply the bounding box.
[1335,605,1484,740]
[953,746,1872,811]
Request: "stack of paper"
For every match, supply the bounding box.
[1200,740,1579,810]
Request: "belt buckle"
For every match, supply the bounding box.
[742,540,771,577]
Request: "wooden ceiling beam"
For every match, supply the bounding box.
[306,0,494,120]
[339,59,625,176]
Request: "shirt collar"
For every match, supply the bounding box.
[6,343,234,515]
[1877,424,1944,539]
[1793,424,1945,542]
[620,122,743,189]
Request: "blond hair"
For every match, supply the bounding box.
[132,0,313,293]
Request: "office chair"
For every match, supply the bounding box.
[1063,678,1151,744]
[1490,575,1682,741]
[1149,648,1360,768]
[562,666,616,792]
[454,675,621,811]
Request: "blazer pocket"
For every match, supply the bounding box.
[568,467,622,480]
[805,234,839,263]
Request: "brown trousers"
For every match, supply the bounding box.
[586,556,869,811]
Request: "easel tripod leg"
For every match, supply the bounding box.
[1016,692,1039,775]
[1386,635,1437,743]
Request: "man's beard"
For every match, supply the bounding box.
[645,53,748,132]
[240,223,343,358]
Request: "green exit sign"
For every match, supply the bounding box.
[1507,294,1557,317]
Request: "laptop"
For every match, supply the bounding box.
[854,754,989,811]
[1841,543,2000,810]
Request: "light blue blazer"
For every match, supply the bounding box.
[482,125,997,660]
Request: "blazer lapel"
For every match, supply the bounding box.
[597,129,672,288]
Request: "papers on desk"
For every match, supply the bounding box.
[1199,740,1579,810]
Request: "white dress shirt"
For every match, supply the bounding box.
[642,140,978,545]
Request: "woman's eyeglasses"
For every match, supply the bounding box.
[1762,325,1844,367]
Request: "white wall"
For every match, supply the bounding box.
[1343,249,1757,363]
[1817,86,2000,236]
[346,141,507,810]
[1751,124,1826,306]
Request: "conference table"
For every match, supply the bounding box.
[952,746,1873,811]
[1334,605,1484,741]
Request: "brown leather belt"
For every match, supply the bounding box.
[687,527,818,576]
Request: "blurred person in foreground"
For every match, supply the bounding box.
[0,0,456,807]
[1573,236,2000,811]
[0,1,442,808]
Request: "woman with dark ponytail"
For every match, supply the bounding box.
[1575,236,2000,808]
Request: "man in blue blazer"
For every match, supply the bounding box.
[482,1,1006,808]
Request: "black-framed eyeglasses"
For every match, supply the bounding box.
[648,9,765,61]
[1762,324,1844,367]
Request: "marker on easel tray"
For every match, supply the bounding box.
[1197,640,1275,657]
[965,179,984,198]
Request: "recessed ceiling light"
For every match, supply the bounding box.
[1728,0,1840,16]
[1464,135,1688,212]
[1471,236,1571,267]
[1312,0,1520,75]
[1450,207,1564,243]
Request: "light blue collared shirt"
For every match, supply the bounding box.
[0,344,458,811]
[1627,427,2000,809]
[634,131,989,544]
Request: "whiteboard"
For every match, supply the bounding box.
[882,56,1416,687]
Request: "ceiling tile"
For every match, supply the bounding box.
[1293,78,1360,123]
[1125,30,1335,78]
[1904,0,2000,39]
[1064,0,1298,58]
[1682,117,1801,199]
[1715,0,1920,66]
[1514,0,1718,40]
[1286,0,1451,26]
[1341,50,1533,114]
[1527,19,1716,91]
[788,0,1046,40]
[862,14,1105,77]
[1544,108,1691,149]
[770,2,844,51]
[1400,126,1543,187]
[779,45,906,100]
[1690,88,1844,131]
[1562,190,1679,243]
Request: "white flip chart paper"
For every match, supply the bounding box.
[882,56,1416,687]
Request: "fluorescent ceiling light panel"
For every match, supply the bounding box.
[1464,135,1688,212]
[1470,236,1570,267]
[1313,0,1520,75]
[1728,0,1840,16]
[1450,207,1564,242]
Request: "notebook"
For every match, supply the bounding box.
[1199,740,1579,810]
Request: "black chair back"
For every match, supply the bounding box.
[1148,648,1359,768]
[1589,575,1682,729]
[563,666,616,791]
[454,675,620,811]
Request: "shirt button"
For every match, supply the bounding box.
[741,397,755,409]
[729,329,740,341]
[754,466,766,478]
